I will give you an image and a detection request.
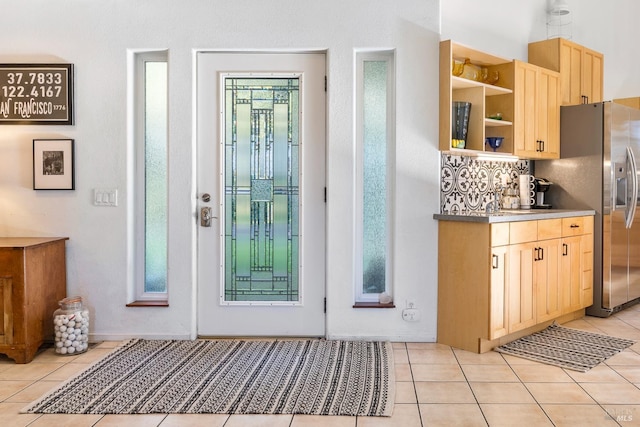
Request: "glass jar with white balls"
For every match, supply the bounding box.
[53,296,90,355]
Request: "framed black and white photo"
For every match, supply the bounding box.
[33,138,75,190]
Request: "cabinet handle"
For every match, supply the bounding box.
[570,224,580,228]
[540,140,545,152]
[563,243,568,256]
[534,247,540,261]
[582,95,589,104]
[492,254,499,269]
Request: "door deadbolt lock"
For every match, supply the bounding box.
[202,193,211,203]
[200,207,212,227]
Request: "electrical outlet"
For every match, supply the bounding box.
[402,308,420,322]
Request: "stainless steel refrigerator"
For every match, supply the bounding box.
[535,101,640,317]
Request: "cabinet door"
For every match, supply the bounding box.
[614,97,640,110]
[0,278,12,345]
[489,245,509,339]
[508,242,537,333]
[536,239,562,323]
[513,62,560,159]
[582,47,603,104]
[513,62,539,158]
[560,40,584,106]
[561,236,583,313]
[537,70,560,159]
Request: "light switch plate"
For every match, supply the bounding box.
[94,189,118,207]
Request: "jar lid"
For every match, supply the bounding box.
[60,296,83,304]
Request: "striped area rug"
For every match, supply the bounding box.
[23,339,394,416]
[495,323,635,372]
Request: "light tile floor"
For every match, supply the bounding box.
[2,306,640,426]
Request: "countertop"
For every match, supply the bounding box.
[0,237,69,248]
[433,209,595,223]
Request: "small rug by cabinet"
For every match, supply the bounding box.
[495,323,635,372]
[22,339,394,416]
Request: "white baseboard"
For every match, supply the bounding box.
[89,333,436,343]
[326,334,437,342]
[89,333,194,342]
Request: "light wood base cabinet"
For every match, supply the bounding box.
[561,217,594,312]
[0,238,68,363]
[437,216,593,353]
[437,221,511,353]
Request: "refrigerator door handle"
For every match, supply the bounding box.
[626,146,638,229]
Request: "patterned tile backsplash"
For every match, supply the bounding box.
[440,154,530,213]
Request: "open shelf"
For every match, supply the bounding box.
[485,118,512,127]
[440,40,515,155]
[451,76,512,96]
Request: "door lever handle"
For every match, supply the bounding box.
[200,207,213,227]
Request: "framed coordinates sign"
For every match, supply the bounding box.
[0,63,74,125]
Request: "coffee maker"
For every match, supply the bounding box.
[534,177,552,208]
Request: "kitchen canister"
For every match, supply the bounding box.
[519,174,536,209]
[53,296,90,355]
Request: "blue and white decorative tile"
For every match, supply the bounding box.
[440,154,530,213]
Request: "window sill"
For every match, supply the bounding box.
[126,300,169,307]
[353,302,396,309]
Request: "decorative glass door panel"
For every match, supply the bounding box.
[224,78,300,303]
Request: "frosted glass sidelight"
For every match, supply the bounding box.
[144,62,168,293]
[363,61,387,295]
[224,78,300,302]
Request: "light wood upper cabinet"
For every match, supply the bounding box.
[536,67,561,158]
[510,60,560,159]
[440,40,563,160]
[614,97,640,109]
[581,47,603,105]
[511,61,538,158]
[528,38,604,106]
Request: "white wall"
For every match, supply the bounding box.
[441,0,640,100]
[0,0,441,342]
[2,0,639,343]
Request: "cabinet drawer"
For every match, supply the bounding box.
[538,218,562,240]
[562,216,593,236]
[510,221,537,244]
[491,223,510,247]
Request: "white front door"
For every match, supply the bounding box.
[196,52,326,336]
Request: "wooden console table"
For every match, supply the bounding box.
[0,237,68,363]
